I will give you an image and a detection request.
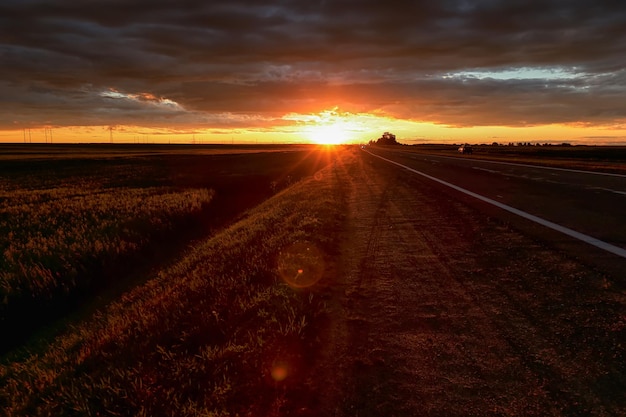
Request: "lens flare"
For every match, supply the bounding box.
[271,364,289,382]
[277,241,325,288]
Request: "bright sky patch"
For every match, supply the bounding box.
[444,67,585,81]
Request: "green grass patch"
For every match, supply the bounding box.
[0,152,348,416]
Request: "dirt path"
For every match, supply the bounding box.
[309,150,625,416]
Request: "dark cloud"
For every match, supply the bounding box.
[1,0,625,131]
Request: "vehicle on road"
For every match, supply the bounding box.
[458,144,473,154]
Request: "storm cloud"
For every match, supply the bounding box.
[1,0,625,130]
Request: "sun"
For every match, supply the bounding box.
[307,124,348,145]
[284,108,359,145]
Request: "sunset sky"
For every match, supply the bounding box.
[1,0,626,145]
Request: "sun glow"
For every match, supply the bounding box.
[284,108,359,145]
[9,107,626,145]
[307,123,351,145]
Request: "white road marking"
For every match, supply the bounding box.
[472,165,561,185]
[472,167,501,174]
[367,151,626,259]
[588,187,626,196]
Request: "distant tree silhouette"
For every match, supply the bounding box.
[374,132,399,146]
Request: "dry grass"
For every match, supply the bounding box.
[0,143,314,161]
[0,145,336,352]
[0,183,213,344]
[0,151,347,416]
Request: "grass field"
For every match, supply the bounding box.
[0,184,213,348]
[3,143,621,415]
[0,143,313,160]
[0,143,348,416]
[0,144,334,352]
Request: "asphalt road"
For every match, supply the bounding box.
[365,147,626,279]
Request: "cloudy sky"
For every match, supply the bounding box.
[1,0,626,144]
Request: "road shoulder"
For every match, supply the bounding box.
[309,150,625,416]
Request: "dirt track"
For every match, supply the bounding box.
[309,150,625,416]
